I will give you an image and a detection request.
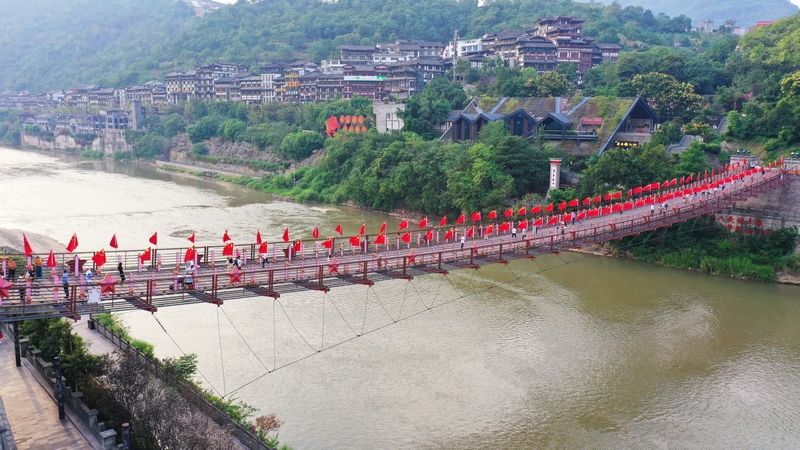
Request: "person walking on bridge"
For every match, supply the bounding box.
[118,262,126,282]
[34,256,43,281]
[62,269,69,299]
[6,257,16,280]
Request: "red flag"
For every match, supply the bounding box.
[91,249,107,267]
[222,242,234,256]
[499,222,511,232]
[612,204,623,213]
[577,212,586,220]
[504,208,513,218]
[349,235,361,246]
[400,232,411,243]
[547,216,558,226]
[149,232,158,246]
[485,224,494,234]
[399,220,408,230]
[680,176,685,185]
[633,186,642,195]
[670,178,677,186]
[704,171,708,180]
[66,234,78,253]
[466,226,474,238]
[321,238,333,249]
[471,212,481,222]
[380,221,386,233]
[188,232,195,244]
[517,206,527,216]
[256,230,263,244]
[602,206,611,214]
[359,223,365,235]
[686,174,693,183]
[627,189,633,197]
[46,250,56,268]
[439,216,447,227]
[533,218,543,227]
[140,247,152,262]
[259,242,268,254]
[183,246,196,263]
[545,203,554,212]
[613,191,622,199]
[650,182,660,190]
[487,210,497,220]
[293,240,302,253]
[531,205,542,214]
[425,229,433,241]
[604,193,612,201]
[282,228,289,243]
[582,197,591,206]
[374,234,387,245]
[444,229,453,240]
[312,227,319,239]
[661,180,669,189]
[592,196,601,203]
[419,217,428,228]
[110,234,119,249]
[335,224,343,235]
[518,220,528,230]
[558,202,567,211]
[569,199,579,207]
[22,234,33,257]
[456,214,465,224]
[223,230,231,242]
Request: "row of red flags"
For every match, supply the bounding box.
[21,161,773,268]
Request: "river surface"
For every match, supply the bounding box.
[2,146,800,449]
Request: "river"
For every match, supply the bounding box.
[2,147,800,449]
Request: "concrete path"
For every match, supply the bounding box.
[71,318,118,356]
[0,336,100,449]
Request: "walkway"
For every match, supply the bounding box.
[0,336,100,449]
[0,166,788,322]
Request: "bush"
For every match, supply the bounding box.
[192,143,209,156]
[278,132,324,160]
[187,116,222,143]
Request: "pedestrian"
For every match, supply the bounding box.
[650,204,655,216]
[62,269,69,299]
[233,255,242,269]
[118,262,126,282]
[460,234,465,250]
[570,211,576,225]
[511,226,517,239]
[34,256,43,280]
[85,267,93,284]
[6,257,16,280]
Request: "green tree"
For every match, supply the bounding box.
[133,133,168,160]
[279,132,324,160]
[537,71,574,97]
[187,116,222,143]
[579,143,675,197]
[676,141,711,175]
[162,113,186,139]
[631,72,703,121]
[220,118,247,141]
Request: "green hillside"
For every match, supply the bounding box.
[597,0,798,27]
[0,0,196,92]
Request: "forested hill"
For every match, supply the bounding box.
[596,0,798,27]
[0,0,196,92]
[3,0,708,92]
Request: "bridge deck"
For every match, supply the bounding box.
[0,169,786,322]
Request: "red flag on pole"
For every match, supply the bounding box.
[22,234,33,257]
[499,222,511,232]
[425,229,433,241]
[517,206,527,216]
[349,235,361,247]
[487,210,497,220]
[518,220,528,229]
[439,216,447,227]
[533,218,543,227]
[604,193,612,201]
[569,199,579,207]
[592,196,601,203]
[335,224,343,235]
[399,220,408,230]
[359,223,365,235]
[66,234,79,253]
[312,227,319,239]
[485,224,494,234]
[256,230,263,244]
[293,240,302,253]
[558,202,567,211]
[627,189,633,197]
[532,205,542,214]
[223,230,231,242]
[140,247,151,262]
[456,214,465,224]
[634,186,642,195]
[222,242,234,256]
[547,216,558,226]
[374,234,387,245]
[259,242,268,254]
[545,203,554,212]
[444,229,453,240]
[282,228,289,243]
[670,178,677,186]
[613,191,622,199]
[471,212,481,222]
[91,249,107,267]
[183,246,196,263]
[466,226,474,238]
[400,232,411,243]
[321,238,333,249]
[110,234,119,249]
[46,250,57,268]
[419,217,428,228]
[582,197,591,206]
[188,232,195,244]
[149,232,158,246]
[380,221,386,233]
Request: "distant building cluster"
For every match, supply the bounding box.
[1,16,620,112]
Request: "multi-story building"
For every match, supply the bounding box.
[165,71,197,103]
[317,73,344,101]
[261,63,288,103]
[343,64,388,100]
[240,75,264,104]
[299,71,321,103]
[320,60,345,75]
[340,45,376,65]
[442,39,484,59]
[88,88,118,109]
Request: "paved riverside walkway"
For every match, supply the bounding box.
[71,318,117,357]
[0,336,100,449]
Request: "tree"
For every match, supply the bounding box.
[537,71,574,97]
[162,113,186,139]
[220,118,246,141]
[279,132,324,160]
[187,116,221,143]
[579,143,676,197]
[631,72,702,121]
[676,141,710,175]
[400,78,466,139]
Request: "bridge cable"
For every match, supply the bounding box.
[218,305,271,374]
[274,299,319,353]
[320,291,325,351]
[151,312,223,398]
[367,285,396,323]
[324,292,360,337]
[216,307,227,397]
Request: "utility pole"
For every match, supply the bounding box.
[452,28,459,83]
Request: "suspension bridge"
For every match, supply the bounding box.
[0,166,788,325]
